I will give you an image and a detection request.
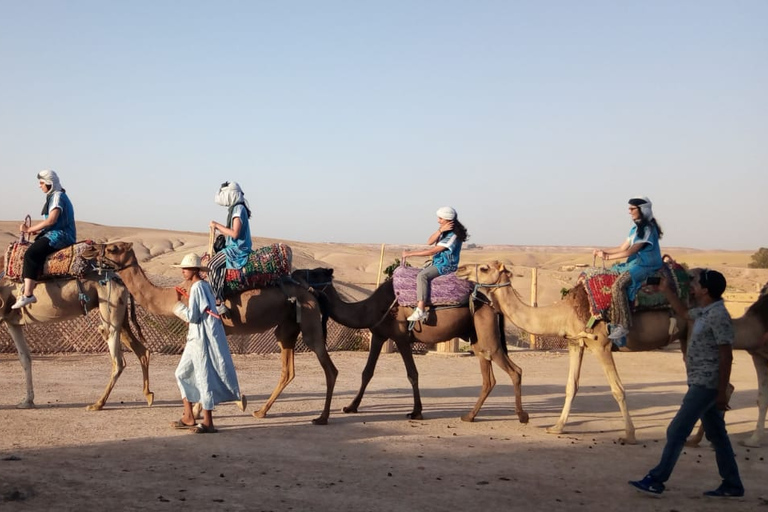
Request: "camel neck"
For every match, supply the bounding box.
[118,264,178,316]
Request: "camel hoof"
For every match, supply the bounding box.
[619,437,637,446]
[311,417,328,425]
[252,409,267,419]
[342,406,359,414]
[86,403,104,411]
[460,414,475,423]
[739,438,762,448]
[518,412,530,424]
[407,412,424,420]
[146,392,155,407]
[16,401,36,410]
[684,439,702,448]
[545,425,564,435]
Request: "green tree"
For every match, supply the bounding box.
[749,247,768,269]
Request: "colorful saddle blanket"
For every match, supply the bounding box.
[579,258,690,319]
[392,266,475,307]
[220,243,292,296]
[3,241,93,282]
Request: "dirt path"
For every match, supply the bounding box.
[1,349,766,511]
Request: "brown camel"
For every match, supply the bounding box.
[87,241,338,425]
[293,268,529,424]
[0,271,154,410]
[456,261,768,446]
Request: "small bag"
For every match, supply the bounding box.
[213,234,226,253]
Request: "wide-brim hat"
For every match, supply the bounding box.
[172,253,210,271]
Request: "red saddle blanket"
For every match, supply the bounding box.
[207,243,292,297]
[392,266,475,307]
[579,258,690,319]
[3,241,93,282]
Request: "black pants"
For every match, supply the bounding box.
[22,237,57,281]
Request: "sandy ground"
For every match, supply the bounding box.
[1,348,767,512]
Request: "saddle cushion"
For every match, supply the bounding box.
[392,266,474,307]
[579,258,690,319]
[222,243,292,296]
[3,241,92,282]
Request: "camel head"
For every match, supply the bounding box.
[83,241,137,271]
[455,261,512,286]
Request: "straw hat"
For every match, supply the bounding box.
[172,253,209,271]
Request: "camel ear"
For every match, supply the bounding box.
[495,261,507,272]
[328,268,334,277]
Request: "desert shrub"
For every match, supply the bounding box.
[383,258,411,281]
[749,248,768,269]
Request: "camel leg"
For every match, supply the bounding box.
[393,338,424,420]
[461,353,496,422]
[491,352,529,424]
[591,342,636,444]
[343,332,385,414]
[118,318,154,407]
[254,340,296,419]
[742,354,768,448]
[302,322,338,426]
[546,342,585,435]
[8,324,35,408]
[86,322,126,411]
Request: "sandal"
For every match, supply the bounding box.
[189,423,218,434]
[169,419,196,430]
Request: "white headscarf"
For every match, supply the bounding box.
[436,206,457,220]
[215,181,249,209]
[629,196,654,221]
[37,169,63,192]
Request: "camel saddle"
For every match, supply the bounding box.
[579,257,691,320]
[206,243,292,297]
[3,240,93,282]
[393,266,475,308]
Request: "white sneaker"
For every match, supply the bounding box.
[11,295,37,310]
[216,303,230,316]
[406,308,427,322]
[608,325,629,340]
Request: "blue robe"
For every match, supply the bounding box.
[173,280,241,410]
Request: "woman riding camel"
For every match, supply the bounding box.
[12,170,76,309]
[593,196,664,344]
[208,181,252,314]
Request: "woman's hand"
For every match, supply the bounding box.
[209,220,219,232]
[593,249,606,260]
[401,250,409,262]
[19,223,29,233]
[439,221,454,233]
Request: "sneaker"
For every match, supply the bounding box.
[216,303,230,316]
[628,475,665,495]
[703,484,744,497]
[406,308,427,322]
[608,324,629,340]
[11,294,37,310]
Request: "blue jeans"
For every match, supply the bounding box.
[649,385,743,490]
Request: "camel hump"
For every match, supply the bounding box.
[3,240,94,282]
[220,243,292,296]
[392,265,475,307]
[578,257,691,320]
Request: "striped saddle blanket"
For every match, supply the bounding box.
[580,258,690,319]
[3,241,93,282]
[218,243,292,296]
[393,266,475,308]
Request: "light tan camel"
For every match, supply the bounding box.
[456,262,768,446]
[0,271,154,410]
[293,268,529,424]
[86,241,338,425]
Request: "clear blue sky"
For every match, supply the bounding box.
[1,1,766,250]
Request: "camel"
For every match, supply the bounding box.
[0,271,154,410]
[456,261,768,446]
[293,268,529,424]
[86,241,338,425]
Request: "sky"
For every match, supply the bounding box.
[1,1,766,250]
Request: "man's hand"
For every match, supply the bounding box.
[716,392,730,412]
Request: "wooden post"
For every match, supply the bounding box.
[529,267,538,349]
[376,243,395,353]
[436,337,461,353]
[375,243,385,289]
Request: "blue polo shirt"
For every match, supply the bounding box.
[39,191,76,249]
[432,231,462,275]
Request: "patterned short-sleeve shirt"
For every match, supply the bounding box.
[685,300,734,389]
